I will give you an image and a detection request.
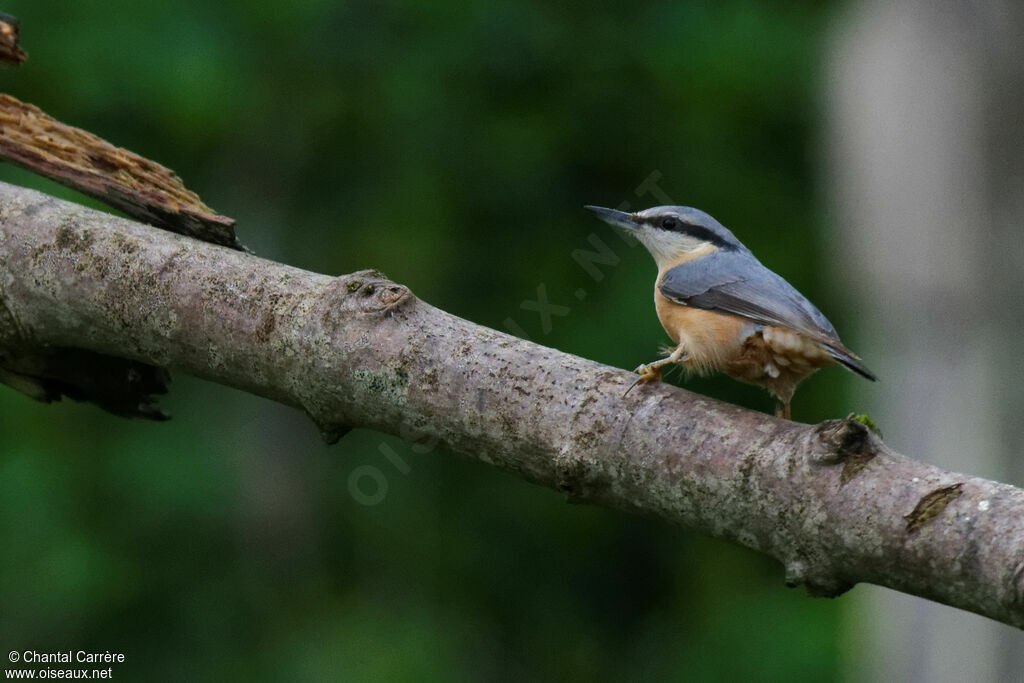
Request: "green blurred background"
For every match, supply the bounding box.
[0,1,865,680]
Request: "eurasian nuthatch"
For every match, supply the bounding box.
[585,205,875,418]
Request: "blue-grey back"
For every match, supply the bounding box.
[659,248,840,342]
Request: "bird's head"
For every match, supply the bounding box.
[585,205,744,268]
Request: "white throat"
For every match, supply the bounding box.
[637,229,711,269]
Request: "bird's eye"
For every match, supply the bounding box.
[661,217,680,231]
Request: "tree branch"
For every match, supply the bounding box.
[2,181,1023,629]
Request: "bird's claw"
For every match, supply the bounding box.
[623,364,662,398]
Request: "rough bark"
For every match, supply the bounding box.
[1,181,1023,629]
[0,95,240,248]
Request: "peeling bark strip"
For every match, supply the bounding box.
[0,95,240,248]
[1,183,1024,629]
[905,484,965,533]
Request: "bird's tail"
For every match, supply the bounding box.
[824,343,877,382]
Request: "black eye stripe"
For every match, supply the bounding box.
[645,216,736,250]
[646,215,689,233]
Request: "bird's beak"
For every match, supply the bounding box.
[584,205,638,230]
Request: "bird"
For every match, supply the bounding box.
[585,205,875,419]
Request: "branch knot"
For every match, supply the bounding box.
[337,271,411,314]
[811,414,881,485]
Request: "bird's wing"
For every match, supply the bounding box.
[659,249,876,380]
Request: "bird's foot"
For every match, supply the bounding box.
[775,400,791,420]
[623,363,662,398]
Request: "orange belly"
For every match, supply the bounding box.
[653,287,834,402]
